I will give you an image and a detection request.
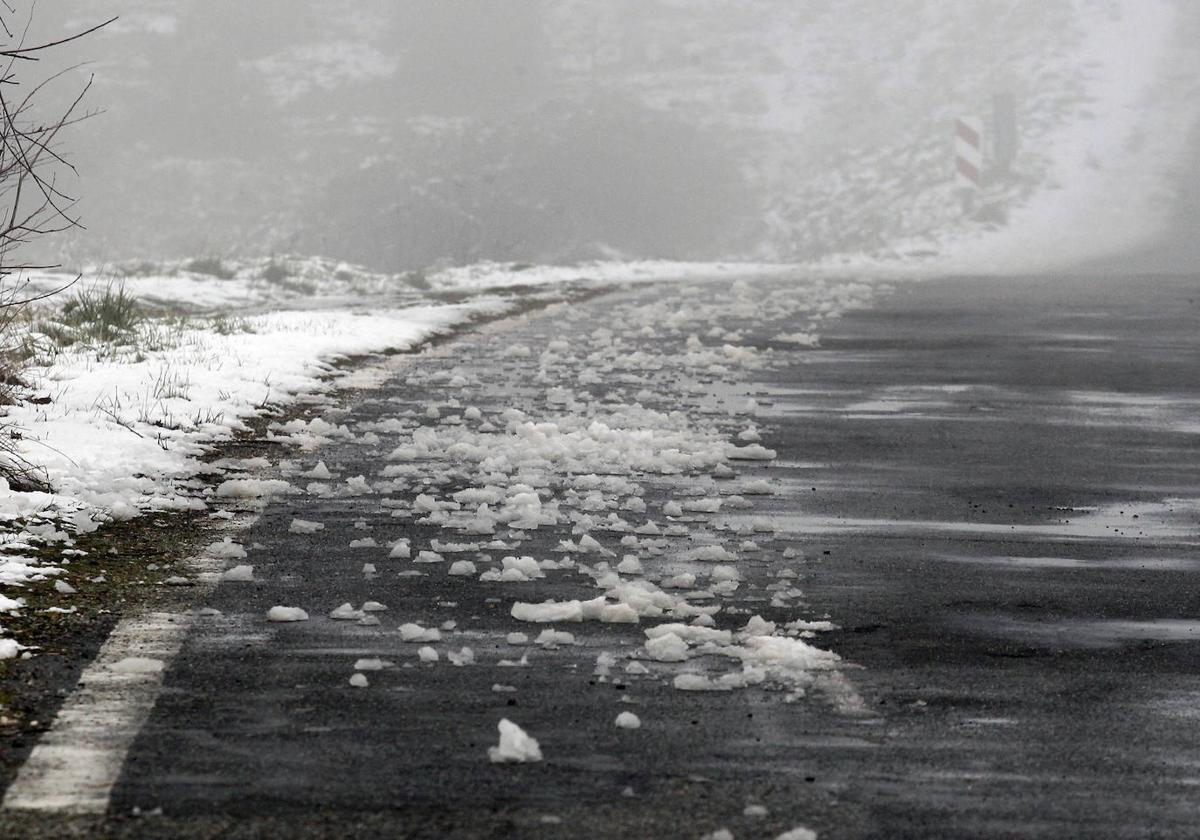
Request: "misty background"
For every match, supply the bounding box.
[24,0,1200,274]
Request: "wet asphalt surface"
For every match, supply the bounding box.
[5,273,1200,839]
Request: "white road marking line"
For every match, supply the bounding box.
[2,612,194,813]
[3,509,261,814]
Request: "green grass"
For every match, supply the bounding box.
[50,285,144,346]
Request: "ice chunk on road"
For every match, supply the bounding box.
[534,629,575,647]
[673,674,734,692]
[389,539,411,559]
[418,646,439,663]
[448,560,477,576]
[329,603,364,620]
[487,719,542,764]
[216,479,294,498]
[645,632,689,662]
[220,564,254,582]
[679,545,735,563]
[614,711,641,730]
[645,624,732,645]
[776,828,818,840]
[741,615,777,637]
[511,599,583,623]
[305,461,333,479]
[205,538,247,559]
[288,518,324,534]
[485,555,544,582]
[448,647,476,666]
[727,443,776,461]
[415,550,444,564]
[616,555,643,574]
[349,673,369,688]
[267,606,309,622]
[354,658,385,671]
[400,623,442,642]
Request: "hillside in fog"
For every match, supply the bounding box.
[29,0,1200,272]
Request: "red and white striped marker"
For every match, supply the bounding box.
[954,115,984,189]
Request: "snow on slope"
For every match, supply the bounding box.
[746,0,1198,273]
[0,295,507,657]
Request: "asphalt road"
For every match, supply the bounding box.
[4,273,1200,839]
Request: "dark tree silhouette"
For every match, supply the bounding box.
[0,5,113,490]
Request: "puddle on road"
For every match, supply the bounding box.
[960,616,1200,649]
[720,497,1200,545]
[933,554,1200,571]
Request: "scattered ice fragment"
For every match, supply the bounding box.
[511,600,583,623]
[415,550,444,564]
[744,804,769,817]
[0,639,21,660]
[417,646,439,663]
[487,719,542,763]
[448,560,477,576]
[362,563,377,575]
[221,565,254,582]
[614,711,641,730]
[349,673,369,688]
[355,658,385,671]
[506,632,529,645]
[288,518,324,534]
[306,461,333,479]
[389,539,412,559]
[680,545,735,563]
[330,603,363,621]
[163,576,192,586]
[775,828,818,840]
[645,633,689,662]
[535,629,576,647]
[267,606,309,622]
[216,479,294,498]
[492,684,517,693]
[673,674,733,692]
[616,555,643,574]
[349,537,378,548]
[362,601,388,612]
[205,538,247,559]
[700,830,734,840]
[400,623,441,642]
[54,580,77,595]
[448,647,475,666]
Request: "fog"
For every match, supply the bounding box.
[22,0,1200,273]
